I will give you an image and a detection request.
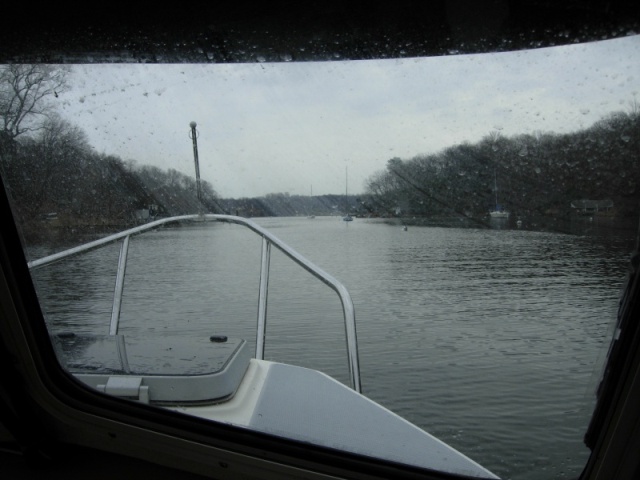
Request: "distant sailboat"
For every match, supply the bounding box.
[308,185,315,218]
[343,167,353,221]
[489,171,509,219]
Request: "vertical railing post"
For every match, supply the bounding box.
[255,237,271,359]
[342,300,361,393]
[116,335,131,373]
[109,235,130,336]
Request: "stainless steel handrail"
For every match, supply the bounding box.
[28,214,362,393]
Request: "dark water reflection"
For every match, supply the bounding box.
[29,216,636,480]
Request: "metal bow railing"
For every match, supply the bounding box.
[28,214,362,393]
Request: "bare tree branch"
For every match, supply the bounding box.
[0,64,69,140]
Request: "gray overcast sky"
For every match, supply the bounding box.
[56,35,640,199]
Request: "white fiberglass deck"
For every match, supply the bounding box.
[173,359,498,479]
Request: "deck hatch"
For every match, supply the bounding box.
[51,334,251,404]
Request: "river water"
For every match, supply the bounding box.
[29,215,637,480]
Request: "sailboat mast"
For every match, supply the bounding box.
[342,166,353,221]
[346,167,348,198]
[345,166,349,212]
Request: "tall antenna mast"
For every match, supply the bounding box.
[189,121,203,209]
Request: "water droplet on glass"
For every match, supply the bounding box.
[580,108,590,115]
[518,146,528,156]
[534,167,541,174]
[621,134,630,142]
[256,55,266,63]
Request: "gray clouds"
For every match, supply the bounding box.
[57,35,640,198]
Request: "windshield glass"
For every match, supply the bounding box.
[1,34,639,479]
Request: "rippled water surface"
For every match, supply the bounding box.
[30,216,636,480]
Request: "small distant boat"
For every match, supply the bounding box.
[489,170,509,219]
[489,210,509,219]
